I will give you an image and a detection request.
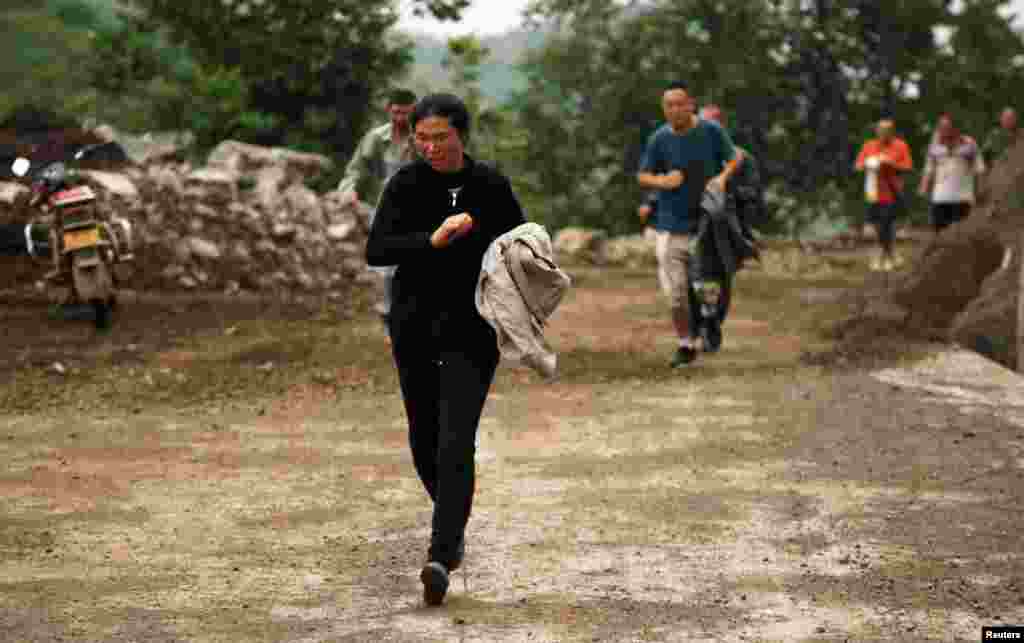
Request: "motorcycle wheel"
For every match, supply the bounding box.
[91,299,112,331]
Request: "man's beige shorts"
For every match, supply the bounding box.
[655,230,691,310]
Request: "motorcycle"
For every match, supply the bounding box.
[10,142,135,330]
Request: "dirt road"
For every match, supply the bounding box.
[1,251,1022,642]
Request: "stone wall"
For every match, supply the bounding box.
[0,140,374,298]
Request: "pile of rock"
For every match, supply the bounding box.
[553,226,658,267]
[551,225,842,278]
[0,140,374,297]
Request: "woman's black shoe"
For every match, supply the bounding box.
[421,561,450,606]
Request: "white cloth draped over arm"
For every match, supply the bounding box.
[476,223,572,379]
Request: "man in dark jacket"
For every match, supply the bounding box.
[688,104,762,352]
[700,104,765,234]
[366,93,526,607]
[685,162,759,353]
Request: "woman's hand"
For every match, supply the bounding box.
[431,213,475,248]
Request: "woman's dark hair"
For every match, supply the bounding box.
[388,88,418,106]
[410,93,471,142]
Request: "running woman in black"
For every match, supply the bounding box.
[365,93,526,606]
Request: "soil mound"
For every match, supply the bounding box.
[839,136,1024,368]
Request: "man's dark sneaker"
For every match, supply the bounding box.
[671,344,698,368]
[448,538,465,572]
[420,561,450,606]
[702,322,723,354]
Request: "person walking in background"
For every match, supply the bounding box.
[854,118,913,272]
[918,113,985,236]
[982,107,1020,168]
[637,81,740,367]
[339,88,418,330]
[699,104,766,237]
[365,93,526,607]
[693,104,763,351]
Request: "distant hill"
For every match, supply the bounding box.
[400,27,550,104]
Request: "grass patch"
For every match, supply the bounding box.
[0,309,397,415]
[556,347,671,383]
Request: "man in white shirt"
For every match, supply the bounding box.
[918,113,986,233]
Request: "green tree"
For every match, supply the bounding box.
[441,35,513,166]
[922,0,1024,137]
[89,0,469,159]
[443,35,491,116]
[514,0,1024,237]
[514,0,783,234]
[0,4,97,120]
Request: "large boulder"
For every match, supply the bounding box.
[146,164,185,195]
[185,236,222,261]
[322,190,372,232]
[0,181,29,220]
[79,170,140,202]
[889,218,1004,333]
[603,229,657,267]
[602,228,651,266]
[981,135,1024,247]
[554,226,608,264]
[206,140,332,184]
[281,183,323,224]
[248,165,287,215]
[100,126,193,166]
[184,168,239,205]
[950,255,1018,367]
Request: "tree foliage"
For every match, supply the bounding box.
[0,6,97,120]
[34,0,468,162]
[512,0,1024,236]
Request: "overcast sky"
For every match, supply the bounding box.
[397,0,534,36]
[398,0,1024,37]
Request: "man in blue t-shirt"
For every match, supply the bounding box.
[638,81,739,367]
